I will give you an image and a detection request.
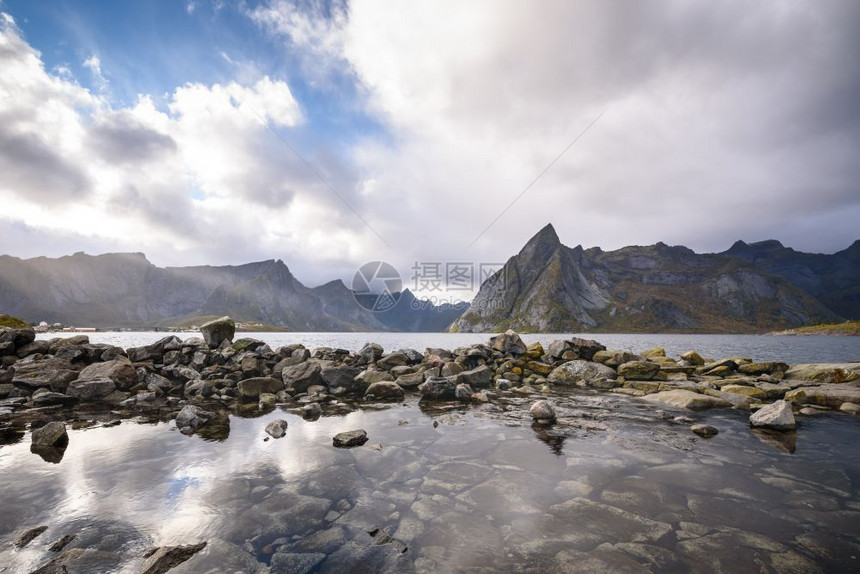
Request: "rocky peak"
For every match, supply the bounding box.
[518,223,561,265]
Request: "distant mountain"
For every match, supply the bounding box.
[454,224,852,333]
[0,252,463,331]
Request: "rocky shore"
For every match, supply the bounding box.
[2,316,858,450]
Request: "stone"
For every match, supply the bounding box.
[419,376,456,400]
[77,357,136,391]
[265,419,288,439]
[749,400,796,431]
[784,388,807,404]
[783,363,860,384]
[142,541,207,574]
[525,342,545,358]
[490,329,527,355]
[840,402,860,414]
[321,366,363,392]
[690,424,719,438]
[14,525,48,548]
[642,389,732,410]
[32,392,78,407]
[282,361,322,393]
[680,350,705,366]
[357,343,384,365]
[175,405,215,431]
[617,360,661,380]
[200,316,235,349]
[393,371,425,390]
[721,384,767,399]
[303,403,321,419]
[802,382,860,408]
[365,381,405,401]
[640,347,666,359]
[333,429,368,448]
[11,357,78,392]
[31,421,68,447]
[48,534,76,552]
[0,326,36,348]
[270,552,326,574]
[237,377,285,400]
[529,399,556,422]
[355,369,395,387]
[592,349,637,367]
[376,352,409,370]
[455,383,473,402]
[455,365,493,388]
[738,362,789,376]
[547,360,616,385]
[66,377,117,400]
[126,336,178,363]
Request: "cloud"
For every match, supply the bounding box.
[82,53,108,92]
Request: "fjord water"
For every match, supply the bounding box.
[37,331,860,364]
[2,331,857,572]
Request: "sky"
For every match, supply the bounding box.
[1,0,859,299]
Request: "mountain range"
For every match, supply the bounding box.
[1,224,857,333]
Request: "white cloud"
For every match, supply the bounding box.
[82,53,108,91]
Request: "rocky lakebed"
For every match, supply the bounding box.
[1,318,859,573]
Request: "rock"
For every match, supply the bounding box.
[680,350,705,366]
[690,424,719,438]
[642,389,732,410]
[802,382,860,408]
[270,552,326,574]
[529,399,556,422]
[364,381,405,401]
[16,339,52,358]
[495,379,512,390]
[175,405,215,431]
[840,402,860,414]
[455,383,473,402]
[490,329,526,355]
[14,525,48,547]
[126,336,178,363]
[321,366,363,393]
[237,377,285,400]
[200,316,235,349]
[76,357,136,391]
[48,534,76,552]
[393,371,425,390]
[32,421,69,447]
[783,363,860,384]
[455,365,493,388]
[0,326,36,348]
[738,362,789,376]
[419,376,456,401]
[32,391,78,407]
[11,357,78,392]
[525,342,545,358]
[617,360,661,380]
[303,403,321,419]
[547,360,616,385]
[357,343,384,365]
[376,353,409,370]
[66,377,116,400]
[333,429,368,448]
[142,541,207,574]
[547,337,606,361]
[265,419,288,439]
[282,361,323,393]
[721,384,767,399]
[749,400,796,431]
[592,349,638,367]
[784,388,807,404]
[354,369,395,387]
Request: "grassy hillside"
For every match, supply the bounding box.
[770,320,860,336]
[0,313,29,328]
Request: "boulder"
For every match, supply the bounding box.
[333,429,368,448]
[721,384,767,400]
[237,377,285,400]
[0,327,36,348]
[783,363,860,384]
[455,365,493,388]
[455,383,473,402]
[141,541,207,574]
[376,353,409,370]
[32,392,78,407]
[738,362,789,376]
[232,337,264,352]
[357,343,384,365]
[801,382,860,408]
[265,419,289,439]
[175,405,215,431]
[419,376,456,401]
[749,400,795,431]
[282,361,323,393]
[15,340,52,358]
[529,399,556,422]
[394,371,425,390]
[127,336,178,363]
[547,337,606,361]
[365,381,405,401]
[547,360,616,385]
[680,350,705,366]
[200,316,236,348]
[11,357,78,392]
[77,357,136,391]
[642,389,732,410]
[617,361,661,381]
[355,369,395,387]
[321,366,363,392]
[490,330,527,355]
[66,377,117,400]
[31,421,68,447]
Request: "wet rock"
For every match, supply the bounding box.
[76,357,136,391]
[490,329,526,355]
[32,391,78,407]
[455,383,473,402]
[66,377,117,400]
[455,365,493,388]
[333,429,368,448]
[751,428,797,453]
[320,365,362,390]
[840,402,860,415]
[617,360,660,380]
[142,541,207,574]
[282,361,323,393]
[547,360,616,385]
[530,399,556,422]
[419,376,456,401]
[14,524,47,547]
[690,424,719,438]
[200,316,235,349]
[175,405,215,432]
[749,400,795,431]
[265,419,288,439]
[303,403,322,419]
[48,534,77,552]
[237,377,284,401]
[642,389,732,410]
[270,552,326,573]
[31,421,68,447]
[365,381,405,401]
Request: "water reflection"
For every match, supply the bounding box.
[531,422,567,455]
[750,428,797,454]
[30,443,66,463]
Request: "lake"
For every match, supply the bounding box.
[35,331,860,364]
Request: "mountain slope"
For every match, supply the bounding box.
[455,225,847,333]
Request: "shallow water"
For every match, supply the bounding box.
[37,331,860,364]
[1,389,859,573]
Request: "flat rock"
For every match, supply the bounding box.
[690,424,719,438]
[364,381,404,401]
[548,360,616,385]
[784,363,860,384]
[802,382,860,408]
[618,360,661,380]
[749,400,796,431]
[66,377,117,400]
[642,389,732,410]
[333,429,368,448]
[237,377,284,400]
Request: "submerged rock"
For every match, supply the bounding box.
[265,419,288,439]
[175,405,215,432]
[749,400,796,431]
[31,421,68,447]
[529,399,556,423]
[142,541,207,574]
[365,381,405,401]
[14,525,47,548]
[333,429,368,448]
[419,376,456,401]
[690,424,719,438]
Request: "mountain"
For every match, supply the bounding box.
[0,252,463,331]
[454,224,851,333]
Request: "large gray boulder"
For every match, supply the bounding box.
[490,330,527,355]
[750,400,796,431]
[365,381,405,401]
[617,360,661,381]
[66,377,117,400]
[175,405,215,431]
[11,357,79,392]
[547,360,616,385]
[321,366,362,392]
[0,327,36,348]
[456,365,493,388]
[237,377,285,400]
[547,337,606,361]
[642,389,732,410]
[31,421,68,447]
[200,316,236,348]
[282,361,322,393]
[419,376,457,401]
[530,400,556,422]
[77,357,137,391]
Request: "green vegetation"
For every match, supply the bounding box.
[0,313,29,328]
[770,320,860,336]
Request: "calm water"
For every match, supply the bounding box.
[1,392,858,572]
[38,331,860,364]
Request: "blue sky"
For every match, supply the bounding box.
[1,0,859,294]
